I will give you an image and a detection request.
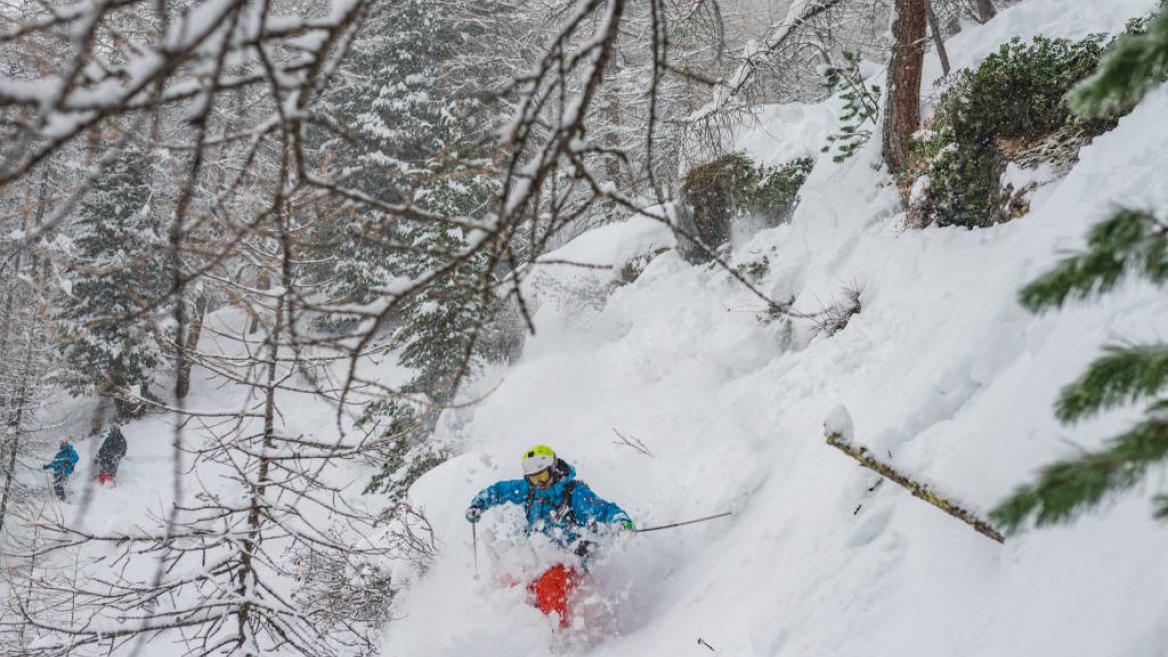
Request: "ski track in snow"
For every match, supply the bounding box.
[20,0,1168,655]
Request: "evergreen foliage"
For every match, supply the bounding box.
[1068,7,1168,117]
[683,152,756,250]
[682,153,813,257]
[1054,345,1168,423]
[1017,209,1168,310]
[305,0,495,316]
[303,0,513,500]
[393,146,497,402]
[358,398,442,499]
[906,34,1112,227]
[56,149,167,404]
[991,413,1168,532]
[750,158,815,225]
[356,171,498,500]
[990,209,1168,533]
[821,52,881,163]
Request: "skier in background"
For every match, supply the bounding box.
[43,438,80,501]
[466,445,633,628]
[96,424,128,485]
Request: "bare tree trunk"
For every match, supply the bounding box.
[974,0,996,24]
[0,320,36,534]
[248,269,269,335]
[882,0,928,173]
[926,1,950,76]
[238,290,282,651]
[0,420,22,534]
[175,293,208,399]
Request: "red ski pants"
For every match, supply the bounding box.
[527,564,581,629]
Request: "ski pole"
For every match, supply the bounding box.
[634,511,733,534]
[469,519,478,575]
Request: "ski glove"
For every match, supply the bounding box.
[620,520,634,531]
[465,506,482,524]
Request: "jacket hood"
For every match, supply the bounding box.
[555,458,575,483]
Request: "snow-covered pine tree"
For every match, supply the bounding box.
[304,0,516,499]
[305,0,494,322]
[990,6,1168,533]
[361,164,499,499]
[56,147,168,417]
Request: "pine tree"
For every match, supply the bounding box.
[360,171,497,499]
[314,0,506,498]
[56,148,167,414]
[305,0,493,317]
[396,182,495,400]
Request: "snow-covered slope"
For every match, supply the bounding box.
[386,1,1168,656]
[22,1,1167,655]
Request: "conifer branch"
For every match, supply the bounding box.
[1068,8,1168,118]
[825,432,1005,544]
[990,414,1168,534]
[1056,343,1168,422]
[1018,209,1168,311]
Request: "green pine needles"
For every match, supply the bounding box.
[1055,344,1168,423]
[1017,208,1168,310]
[821,51,880,163]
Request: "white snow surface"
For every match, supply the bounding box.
[20,1,1168,656]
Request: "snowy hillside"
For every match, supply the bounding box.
[6,0,1168,656]
[382,1,1168,656]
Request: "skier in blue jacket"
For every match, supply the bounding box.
[465,445,632,628]
[466,444,633,546]
[43,438,80,501]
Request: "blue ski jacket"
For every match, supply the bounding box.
[470,460,631,547]
[44,444,80,476]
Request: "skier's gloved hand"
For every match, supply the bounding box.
[465,506,482,524]
[620,520,635,531]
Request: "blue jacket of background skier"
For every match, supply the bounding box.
[469,459,631,548]
[44,443,80,476]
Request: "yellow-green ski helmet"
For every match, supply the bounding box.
[521,444,556,475]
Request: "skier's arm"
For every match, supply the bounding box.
[571,483,632,528]
[469,479,528,511]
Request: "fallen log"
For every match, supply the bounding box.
[825,431,1005,544]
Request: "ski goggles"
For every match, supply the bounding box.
[526,469,553,486]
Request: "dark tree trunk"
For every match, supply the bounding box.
[926,1,951,76]
[882,0,928,173]
[0,325,37,534]
[175,293,208,399]
[974,0,996,24]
